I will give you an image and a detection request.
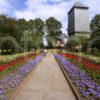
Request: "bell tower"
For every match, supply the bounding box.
[68,1,90,36]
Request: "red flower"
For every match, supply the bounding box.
[59,52,100,71]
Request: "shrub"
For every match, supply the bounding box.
[91,48,100,55]
[0,36,20,54]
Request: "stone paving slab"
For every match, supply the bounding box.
[10,53,76,100]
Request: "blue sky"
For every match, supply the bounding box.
[0,0,100,33]
[12,0,27,10]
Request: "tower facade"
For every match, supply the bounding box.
[68,2,90,36]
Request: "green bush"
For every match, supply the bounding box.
[91,48,100,55]
[0,36,21,54]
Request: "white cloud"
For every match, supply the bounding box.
[15,0,75,33]
[82,0,100,20]
[7,0,100,34]
[0,0,100,34]
[0,0,13,14]
[48,0,63,2]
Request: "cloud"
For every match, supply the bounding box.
[0,0,13,14]
[15,0,75,33]
[45,0,70,5]
[82,0,100,20]
[0,0,100,34]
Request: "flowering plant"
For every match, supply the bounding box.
[0,52,37,72]
[59,52,100,70]
[0,53,45,100]
[54,54,100,99]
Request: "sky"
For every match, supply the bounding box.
[0,0,100,34]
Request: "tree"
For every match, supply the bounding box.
[28,18,45,50]
[45,17,62,46]
[0,15,23,42]
[0,36,20,54]
[0,15,23,53]
[67,35,89,52]
[18,18,29,32]
[0,15,8,36]
[90,14,100,49]
[90,14,100,32]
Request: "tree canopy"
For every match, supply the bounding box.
[0,15,64,53]
[45,17,62,46]
[0,15,45,53]
[0,15,23,41]
[90,14,100,49]
[29,18,45,50]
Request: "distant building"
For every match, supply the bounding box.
[68,2,90,36]
[52,40,65,47]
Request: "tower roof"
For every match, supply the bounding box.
[74,2,88,8]
[68,2,89,14]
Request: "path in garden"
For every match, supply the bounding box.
[11,52,76,100]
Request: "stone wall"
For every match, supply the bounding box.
[74,8,90,32]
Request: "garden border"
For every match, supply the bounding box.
[8,55,45,100]
[55,57,83,100]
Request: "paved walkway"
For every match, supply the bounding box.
[11,53,76,100]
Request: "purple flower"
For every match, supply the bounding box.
[0,88,3,95]
[54,54,100,99]
[0,95,5,100]
[0,53,44,99]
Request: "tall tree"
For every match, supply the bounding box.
[18,18,29,32]
[45,17,62,46]
[0,36,20,54]
[0,15,23,53]
[90,14,100,49]
[90,14,100,33]
[0,15,23,42]
[28,18,45,50]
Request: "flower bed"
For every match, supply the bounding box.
[0,52,40,80]
[0,52,37,72]
[58,52,100,80]
[54,54,100,100]
[59,52,100,70]
[0,53,45,100]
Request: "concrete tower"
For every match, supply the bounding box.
[68,1,90,36]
